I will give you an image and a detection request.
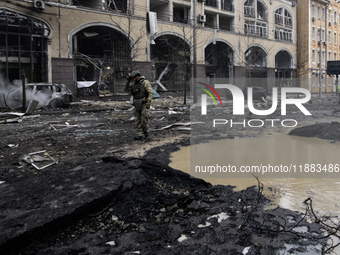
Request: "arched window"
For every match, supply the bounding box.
[151,35,191,90]
[245,46,267,67]
[274,7,293,42]
[205,42,234,78]
[244,0,268,38]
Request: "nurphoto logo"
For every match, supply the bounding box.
[197,82,223,110]
[198,83,312,128]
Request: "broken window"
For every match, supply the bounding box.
[274,7,293,42]
[173,4,190,24]
[206,0,218,8]
[221,0,234,12]
[73,26,130,94]
[71,0,104,10]
[72,0,130,13]
[275,8,283,25]
[0,9,50,82]
[205,13,216,29]
[151,35,190,90]
[150,0,169,22]
[105,0,129,13]
[245,46,267,67]
[284,9,292,27]
[219,15,234,31]
[244,0,267,37]
[244,0,255,18]
[257,1,267,20]
[205,42,233,79]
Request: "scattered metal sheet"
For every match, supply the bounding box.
[0,117,23,124]
[20,150,58,170]
[151,122,204,131]
[175,127,192,131]
[168,110,178,115]
[0,112,25,123]
[106,241,116,246]
[50,122,79,130]
[0,112,25,117]
[0,112,40,124]
[26,100,39,114]
[7,144,18,148]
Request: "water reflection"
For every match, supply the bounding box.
[169,133,340,216]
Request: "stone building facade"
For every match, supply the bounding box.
[297,0,340,94]
[1,0,299,94]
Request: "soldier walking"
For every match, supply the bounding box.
[125,70,154,140]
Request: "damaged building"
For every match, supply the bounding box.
[0,8,50,83]
[2,0,326,95]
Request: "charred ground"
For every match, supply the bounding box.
[1,93,340,254]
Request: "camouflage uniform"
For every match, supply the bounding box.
[125,71,154,139]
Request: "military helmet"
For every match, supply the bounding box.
[131,70,141,78]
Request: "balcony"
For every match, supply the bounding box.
[244,6,255,18]
[275,14,283,26]
[221,0,234,12]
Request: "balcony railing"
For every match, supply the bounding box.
[275,29,293,43]
[275,14,283,25]
[245,30,268,38]
[257,12,267,21]
[285,17,292,27]
[206,0,218,8]
[244,6,255,18]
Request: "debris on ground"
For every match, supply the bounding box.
[19,150,58,170]
[1,93,340,254]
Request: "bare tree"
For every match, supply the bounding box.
[106,10,147,89]
[150,11,208,94]
[231,25,282,94]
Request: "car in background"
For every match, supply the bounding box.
[6,83,73,109]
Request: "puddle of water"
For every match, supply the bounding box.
[171,133,340,253]
[169,133,340,216]
[277,243,323,255]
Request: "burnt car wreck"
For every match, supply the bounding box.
[1,82,73,110]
